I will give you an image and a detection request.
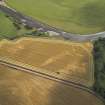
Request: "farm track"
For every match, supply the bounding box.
[0,57,104,104]
[0,5,105,41]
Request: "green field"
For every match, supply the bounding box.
[0,12,35,39]
[0,12,17,38]
[6,0,105,34]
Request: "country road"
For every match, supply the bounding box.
[0,5,105,41]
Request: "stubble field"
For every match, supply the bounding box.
[0,63,103,105]
[0,38,94,86]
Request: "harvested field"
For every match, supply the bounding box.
[0,64,103,105]
[0,38,93,86]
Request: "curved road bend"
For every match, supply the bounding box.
[0,59,104,104]
[0,5,105,41]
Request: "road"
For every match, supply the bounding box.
[0,5,105,41]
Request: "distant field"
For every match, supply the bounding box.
[0,38,94,86]
[0,64,103,105]
[7,0,105,34]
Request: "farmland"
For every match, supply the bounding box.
[6,0,105,34]
[0,11,35,39]
[0,12,17,38]
[0,63,103,105]
[0,38,94,86]
[0,0,105,104]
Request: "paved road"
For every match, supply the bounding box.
[0,58,104,103]
[0,5,105,41]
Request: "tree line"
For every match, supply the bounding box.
[93,38,105,100]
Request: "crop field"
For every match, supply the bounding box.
[0,38,93,86]
[0,63,103,105]
[7,0,105,34]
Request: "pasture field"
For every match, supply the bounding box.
[7,0,105,34]
[0,11,34,39]
[0,12,17,37]
[0,38,94,86]
[0,64,103,105]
